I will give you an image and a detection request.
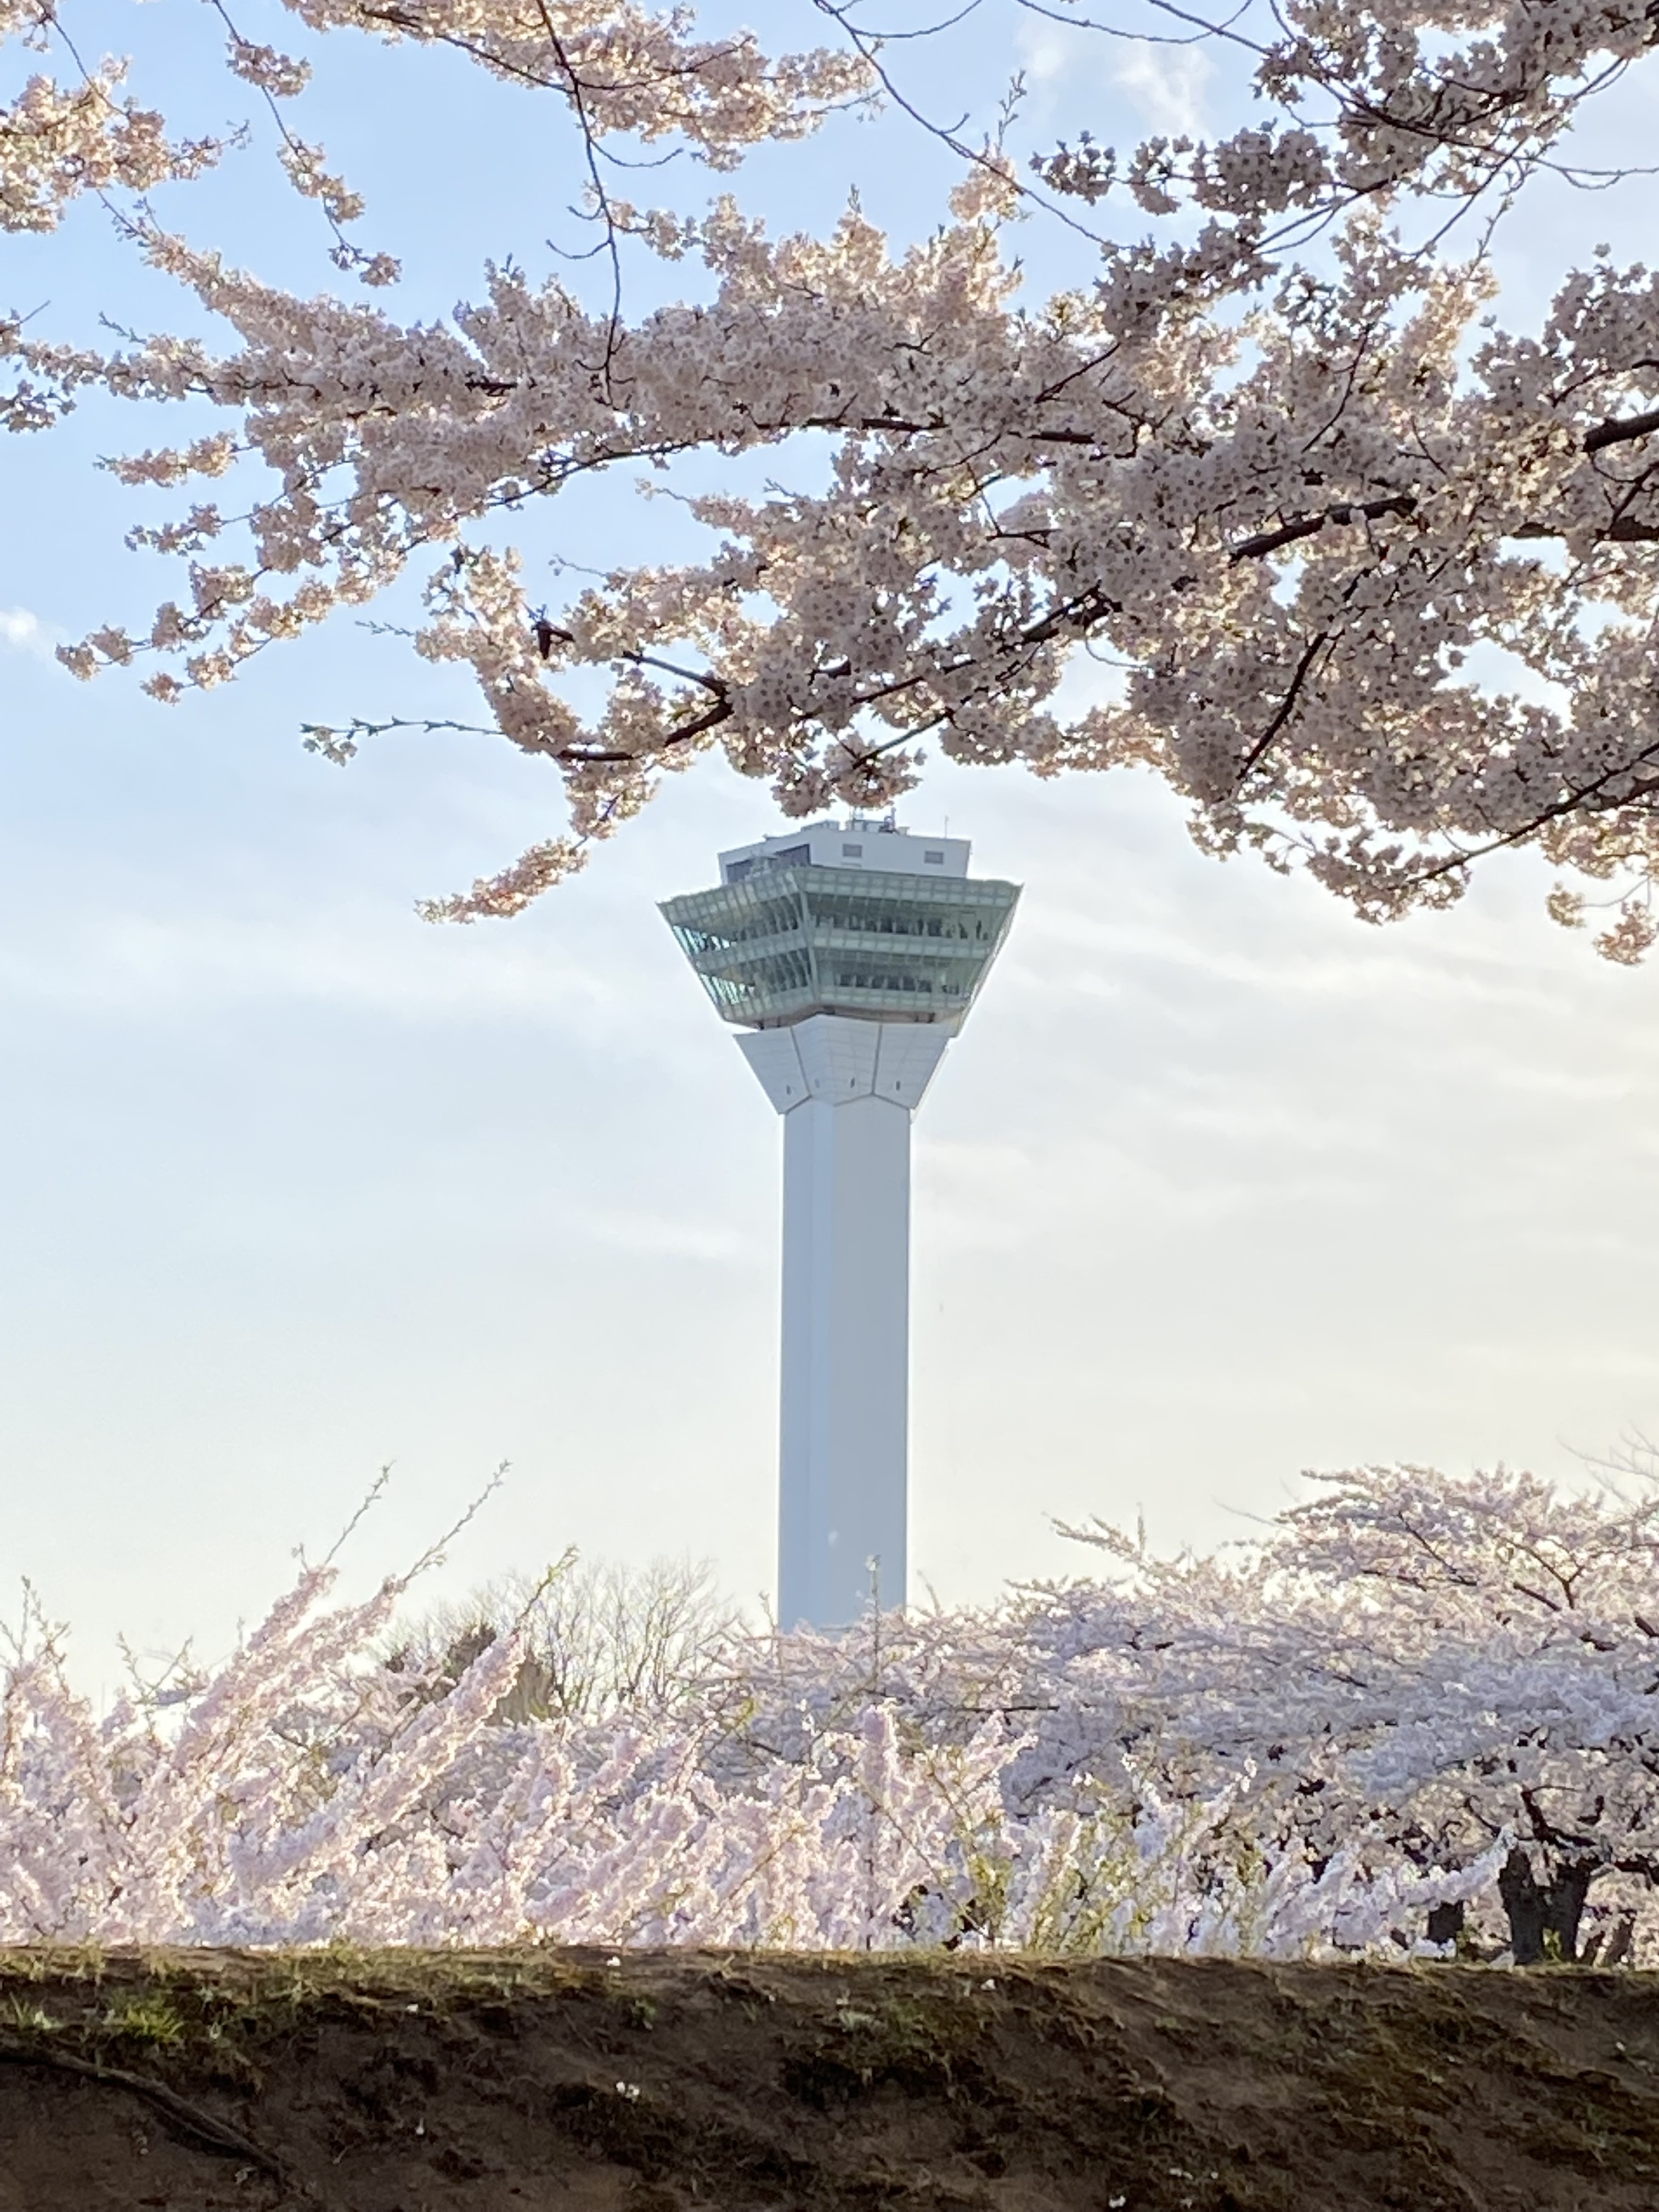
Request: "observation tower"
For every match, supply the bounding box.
[662,816,1019,1630]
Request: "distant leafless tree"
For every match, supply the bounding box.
[387,1554,742,1726]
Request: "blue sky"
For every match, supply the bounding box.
[5,0,1659,1686]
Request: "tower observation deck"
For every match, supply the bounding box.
[662,816,1019,1629]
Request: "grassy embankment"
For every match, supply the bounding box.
[3,1945,1658,2208]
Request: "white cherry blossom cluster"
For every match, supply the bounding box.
[0,0,865,248]
[223,35,311,99]
[279,0,868,166]
[4,1463,1657,1962]
[5,0,1659,947]
[0,0,218,235]
[0,1561,1497,1958]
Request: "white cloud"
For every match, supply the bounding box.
[0,894,692,1034]
[0,606,57,658]
[1013,21,1215,141]
[1017,18,1094,96]
[1111,41,1214,139]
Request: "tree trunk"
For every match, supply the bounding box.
[1497,1847,1595,1963]
[1425,1901,1464,1949]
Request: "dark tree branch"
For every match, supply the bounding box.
[1584,404,1659,455]
[0,2040,318,2196]
[1231,495,1417,561]
[1237,631,1330,780]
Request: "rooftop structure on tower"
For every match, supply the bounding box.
[662,814,1019,1629]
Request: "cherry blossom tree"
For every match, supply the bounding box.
[5,1461,1656,1962]
[0,1532,1497,1956]
[701,1456,1659,1963]
[1041,1460,1659,1962]
[7,0,1659,950]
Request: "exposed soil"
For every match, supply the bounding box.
[3,1946,1658,2210]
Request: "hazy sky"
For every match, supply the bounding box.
[5,0,1659,1688]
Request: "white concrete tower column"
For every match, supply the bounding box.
[659,814,1019,1634]
[738,1015,955,1628]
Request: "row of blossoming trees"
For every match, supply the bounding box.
[6,0,1659,951]
[5,1462,1658,1963]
